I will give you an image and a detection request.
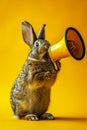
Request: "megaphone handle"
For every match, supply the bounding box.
[52,60,61,71]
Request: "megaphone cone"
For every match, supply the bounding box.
[49,27,85,61]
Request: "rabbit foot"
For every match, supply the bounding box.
[23,114,39,121]
[40,113,55,120]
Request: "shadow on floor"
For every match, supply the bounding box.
[55,117,87,122]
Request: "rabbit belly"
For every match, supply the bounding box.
[11,85,50,118]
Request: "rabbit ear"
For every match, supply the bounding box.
[22,21,37,48]
[37,24,46,40]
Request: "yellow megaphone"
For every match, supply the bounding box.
[49,27,85,61]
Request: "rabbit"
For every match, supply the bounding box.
[10,21,61,121]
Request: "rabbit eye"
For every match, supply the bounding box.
[35,41,39,47]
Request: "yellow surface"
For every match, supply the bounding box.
[0,0,87,129]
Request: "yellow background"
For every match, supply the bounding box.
[0,0,87,129]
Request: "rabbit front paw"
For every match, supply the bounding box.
[54,61,61,71]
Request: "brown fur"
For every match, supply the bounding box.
[10,21,61,120]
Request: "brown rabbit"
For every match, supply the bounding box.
[10,21,61,120]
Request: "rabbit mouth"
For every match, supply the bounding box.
[43,52,49,61]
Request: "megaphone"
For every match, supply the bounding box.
[49,27,85,61]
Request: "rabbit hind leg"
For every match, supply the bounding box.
[40,113,55,120]
[21,114,39,121]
